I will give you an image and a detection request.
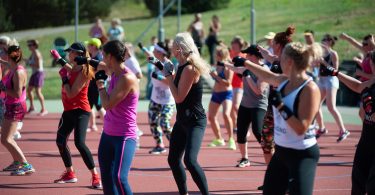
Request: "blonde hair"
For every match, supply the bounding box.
[283,42,322,71]
[174,32,210,74]
[216,43,231,62]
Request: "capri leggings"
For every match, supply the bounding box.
[261,104,275,154]
[236,105,266,144]
[148,100,174,144]
[56,109,95,169]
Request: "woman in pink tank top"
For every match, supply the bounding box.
[95,40,139,195]
[0,45,34,176]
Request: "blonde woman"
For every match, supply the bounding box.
[164,32,210,195]
[207,43,235,150]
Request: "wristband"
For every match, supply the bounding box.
[57,58,67,67]
[278,105,293,120]
[62,77,69,85]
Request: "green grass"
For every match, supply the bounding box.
[15,0,375,99]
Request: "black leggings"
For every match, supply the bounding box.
[263,144,320,195]
[167,118,209,195]
[351,123,375,195]
[237,106,266,144]
[56,109,95,170]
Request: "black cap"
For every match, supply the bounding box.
[64,42,86,54]
[241,44,263,59]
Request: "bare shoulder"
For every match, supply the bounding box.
[303,81,320,96]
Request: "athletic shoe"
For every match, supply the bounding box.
[54,171,78,183]
[17,122,23,130]
[337,130,350,143]
[91,173,102,189]
[137,128,144,137]
[10,163,35,176]
[207,139,225,147]
[233,128,238,134]
[149,146,167,154]
[236,158,250,168]
[13,131,22,140]
[257,185,264,190]
[38,110,49,116]
[3,161,21,171]
[315,128,328,139]
[228,138,236,150]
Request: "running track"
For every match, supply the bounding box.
[0,113,361,195]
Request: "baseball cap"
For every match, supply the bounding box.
[264,32,276,40]
[64,42,86,54]
[85,38,101,49]
[241,44,263,59]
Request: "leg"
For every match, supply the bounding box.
[168,121,188,195]
[56,112,75,169]
[351,138,370,195]
[35,87,46,113]
[326,88,346,133]
[1,119,27,162]
[366,153,375,194]
[73,110,96,171]
[231,89,243,132]
[184,118,209,195]
[261,107,275,164]
[208,101,222,140]
[250,108,266,144]
[237,106,252,159]
[98,133,116,195]
[315,88,327,129]
[222,100,233,140]
[263,148,289,195]
[26,86,35,112]
[148,101,163,145]
[113,138,137,195]
[160,104,174,141]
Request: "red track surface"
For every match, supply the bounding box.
[0,113,360,195]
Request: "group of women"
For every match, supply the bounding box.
[0,24,374,195]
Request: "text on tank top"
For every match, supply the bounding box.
[273,77,317,149]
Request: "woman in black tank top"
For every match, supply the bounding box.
[162,32,210,195]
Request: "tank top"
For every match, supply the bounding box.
[151,67,174,105]
[29,50,43,73]
[360,55,372,81]
[103,68,139,138]
[5,65,27,105]
[61,68,91,112]
[230,51,246,88]
[319,52,334,77]
[174,62,206,121]
[273,77,317,150]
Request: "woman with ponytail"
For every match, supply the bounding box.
[50,42,102,189]
[233,42,322,195]
[164,32,210,195]
[1,44,35,176]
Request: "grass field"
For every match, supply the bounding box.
[7,0,375,99]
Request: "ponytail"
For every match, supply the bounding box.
[81,51,95,80]
[283,42,322,71]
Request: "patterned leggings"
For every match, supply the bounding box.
[148,100,175,144]
[261,106,275,154]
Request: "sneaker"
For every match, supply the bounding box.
[137,128,144,137]
[91,173,102,189]
[3,161,21,171]
[315,128,328,139]
[236,158,250,168]
[27,108,35,114]
[228,138,236,150]
[149,146,167,154]
[38,110,49,116]
[13,131,22,140]
[10,163,35,176]
[54,171,78,183]
[233,128,238,134]
[257,185,264,190]
[16,122,23,130]
[207,139,225,147]
[337,130,350,143]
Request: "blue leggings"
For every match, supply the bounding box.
[98,132,137,195]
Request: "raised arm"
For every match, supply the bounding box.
[340,33,365,53]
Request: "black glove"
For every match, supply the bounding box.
[74,56,100,69]
[0,81,6,91]
[148,57,164,70]
[151,71,163,80]
[162,61,174,77]
[242,69,251,77]
[217,61,224,67]
[95,70,108,82]
[232,56,246,67]
[320,64,338,76]
[270,61,283,74]
[362,86,375,115]
[57,58,68,67]
[270,90,293,120]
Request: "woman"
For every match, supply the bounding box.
[207,43,235,150]
[236,42,322,195]
[0,45,35,176]
[165,32,210,195]
[50,42,101,189]
[319,50,375,195]
[205,15,221,65]
[229,36,246,133]
[95,40,139,195]
[226,45,269,167]
[107,18,125,41]
[26,39,48,116]
[89,17,108,44]
[187,13,204,54]
[147,42,175,154]
[315,34,349,142]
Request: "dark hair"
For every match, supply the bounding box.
[363,34,373,41]
[102,40,126,62]
[27,39,39,48]
[7,45,22,63]
[304,29,314,35]
[322,34,338,47]
[274,26,295,49]
[370,50,375,65]
[156,42,171,58]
